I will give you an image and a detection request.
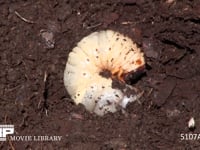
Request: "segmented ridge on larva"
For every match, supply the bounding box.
[64,30,145,116]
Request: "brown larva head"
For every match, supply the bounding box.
[123,65,146,84]
[110,53,145,83]
[99,30,146,83]
[111,65,145,84]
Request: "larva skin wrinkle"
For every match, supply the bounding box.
[64,30,145,116]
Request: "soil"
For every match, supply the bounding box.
[1,0,200,149]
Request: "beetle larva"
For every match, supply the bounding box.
[64,30,145,116]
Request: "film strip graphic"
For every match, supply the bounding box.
[0,125,14,141]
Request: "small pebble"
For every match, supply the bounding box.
[71,113,84,120]
[40,30,55,49]
[188,117,195,129]
[142,39,158,59]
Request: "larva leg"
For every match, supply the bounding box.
[117,68,125,82]
[110,67,125,82]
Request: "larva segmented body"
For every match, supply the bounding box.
[64,30,145,116]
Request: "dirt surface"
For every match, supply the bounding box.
[1,0,200,149]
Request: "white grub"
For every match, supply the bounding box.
[188,117,195,129]
[64,30,145,116]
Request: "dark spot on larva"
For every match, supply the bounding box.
[74,96,76,98]
[97,97,101,100]
[107,100,111,105]
[96,49,98,51]
[83,73,86,76]
[91,86,94,89]
[115,94,119,98]
[86,58,90,61]
[117,34,119,36]
[123,38,127,41]
[106,109,109,113]
[99,69,112,79]
[105,108,109,112]
[124,56,127,60]
[95,100,98,103]
[77,93,80,96]
[125,50,131,55]
[102,86,105,88]
[96,56,99,59]
[109,48,111,51]
[111,58,114,62]
[136,59,142,65]
[131,48,134,51]
[116,38,119,41]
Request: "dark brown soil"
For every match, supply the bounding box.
[1,0,200,149]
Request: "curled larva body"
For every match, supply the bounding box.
[64,30,145,116]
